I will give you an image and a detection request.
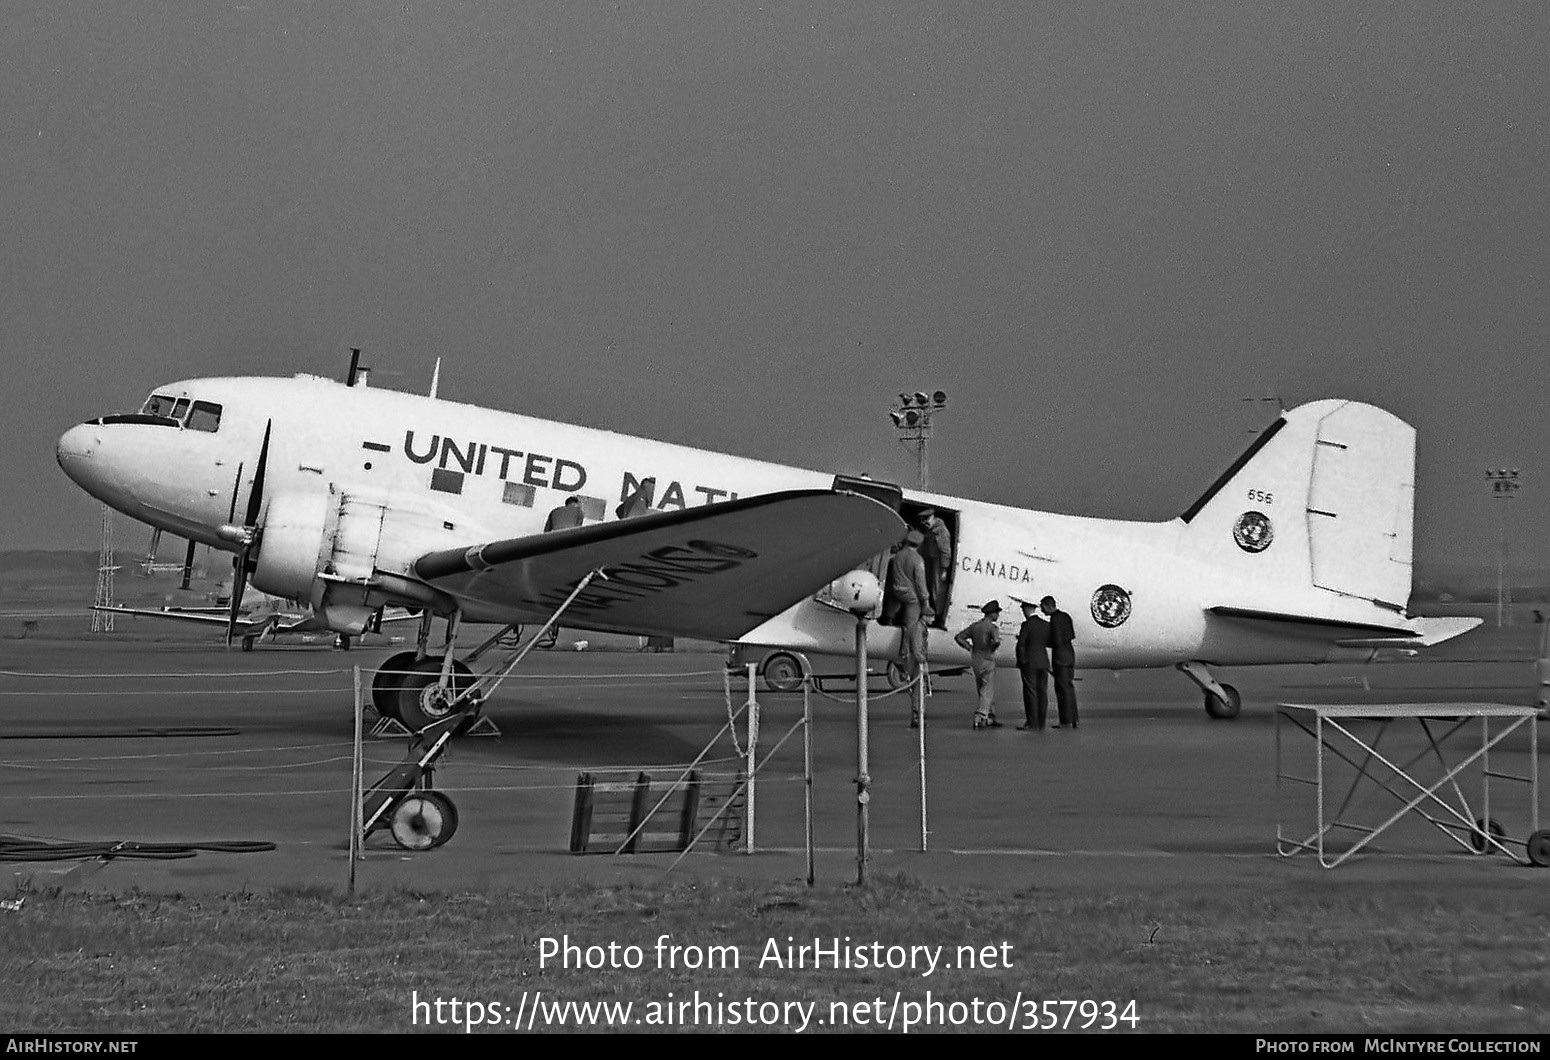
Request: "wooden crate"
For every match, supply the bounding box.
[570,769,744,854]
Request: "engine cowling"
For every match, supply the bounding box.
[249,491,330,600]
[249,487,495,609]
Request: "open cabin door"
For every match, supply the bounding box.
[819,475,959,629]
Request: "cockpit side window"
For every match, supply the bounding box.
[186,401,223,433]
[142,394,178,418]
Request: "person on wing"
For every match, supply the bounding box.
[535,496,585,648]
[1042,595,1079,728]
[956,600,1004,730]
[1015,598,1052,730]
[616,477,656,519]
[543,495,584,532]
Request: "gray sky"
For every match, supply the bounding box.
[5,2,1547,571]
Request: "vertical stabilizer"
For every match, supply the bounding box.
[1180,400,1416,610]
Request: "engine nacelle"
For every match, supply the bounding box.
[250,487,495,610]
[250,491,330,600]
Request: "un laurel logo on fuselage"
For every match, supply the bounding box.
[1090,584,1132,628]
[1233,511,1274,553]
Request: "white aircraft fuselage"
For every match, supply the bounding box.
[57,374,1474,692]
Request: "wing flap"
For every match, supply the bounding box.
[413,490,906,640]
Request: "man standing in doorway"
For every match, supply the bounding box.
[915,508,952,613]
[1042,595,1078,728]
[1015,598,1052,730]
[955,600,1004,730]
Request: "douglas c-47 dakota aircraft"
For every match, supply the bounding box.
[57,367,1479,731]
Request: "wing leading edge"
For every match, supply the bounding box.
[413,490,907,641]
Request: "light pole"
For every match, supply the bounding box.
[1485,468,1521,627]
[889,390,948,489]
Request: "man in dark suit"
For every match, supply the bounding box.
[1015,599,1052,730]
[1041,595,1079,728]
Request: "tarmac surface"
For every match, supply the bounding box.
[3,626,1550,897]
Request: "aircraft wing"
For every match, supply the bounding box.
[92,605,238,627]
[412,489,907,641]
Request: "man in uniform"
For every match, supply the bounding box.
[1042,595,1079,728]
[955,600,1004,730]
[1015,598,1052,730]
[915,508,953,613]
[885,529,933,688]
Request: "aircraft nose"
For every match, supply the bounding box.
[56,422,102,487]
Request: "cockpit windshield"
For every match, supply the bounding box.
[125,393,223,432]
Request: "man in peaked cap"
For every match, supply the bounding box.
[914,507,953,613]
[954,599,1004,729]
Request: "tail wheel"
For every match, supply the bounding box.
[371,651,421,721]
[389,791,459,850]
[886,660,909,690]
[762,652,804,693]
[1204,683,1242,720]
[393,656,479,732]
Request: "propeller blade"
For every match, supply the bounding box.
[180,539,195,591]
[226,423,270,647]
[226,462,244,524]
[225,549,250,647]
[243,421,272,528]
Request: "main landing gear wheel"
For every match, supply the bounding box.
[392,656,479,732]
[1204,683,1242,720]
[762,652,804,693]
[371,651,421,722]
[1526,830,1550,868]
[1470,817,1505,854]
[240,636,256,653]
[389,791,459,851]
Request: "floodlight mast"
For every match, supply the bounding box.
[888,390,948,489]
[1485,468,1522,628]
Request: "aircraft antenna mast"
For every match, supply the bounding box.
[889,390,948,489]
[90,503,116,633]
[429,357,441,399]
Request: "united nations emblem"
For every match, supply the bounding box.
[1233,511,1274,553]
[1090,584,1132,628]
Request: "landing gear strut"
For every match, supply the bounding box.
[1178,661,1241,720]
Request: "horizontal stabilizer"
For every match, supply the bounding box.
[413,490,907,641]
[1335,615,1483,649]
[1208,605,1416,639]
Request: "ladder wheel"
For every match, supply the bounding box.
[389,791,459,851]
[1526,830,1550,868]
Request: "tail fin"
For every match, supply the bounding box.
[1179,400,1416,611]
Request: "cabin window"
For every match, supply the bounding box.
[501,482,535,507]
[186,401,223,433]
